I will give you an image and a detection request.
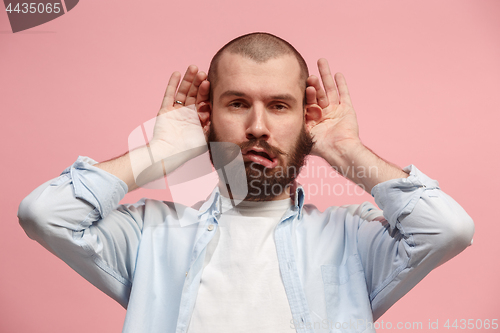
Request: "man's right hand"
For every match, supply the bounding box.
[150,65,209,161]
[95,65,211,192]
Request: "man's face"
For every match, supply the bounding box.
[207,52,313,200]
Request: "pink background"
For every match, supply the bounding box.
[1,0,499,332]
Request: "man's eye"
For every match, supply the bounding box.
[229,102,243,109]
[272,104,287,111]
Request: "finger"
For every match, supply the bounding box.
[160,71,182,110]
[197,80,211,127]
[334,73,352,105]
[305,86,317,105]
[175,65,198,104]
[185,71,207,106]
[318,58,339,105]
[196,80,210,105]
[307,75,329,109]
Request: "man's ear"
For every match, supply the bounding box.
[197,101,212,132]
[304,103,322,132]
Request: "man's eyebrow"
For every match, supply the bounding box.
[219,90,298,104]
[269,94,297,104]
[219,90,247,99]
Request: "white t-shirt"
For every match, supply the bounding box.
[186,195,295,333]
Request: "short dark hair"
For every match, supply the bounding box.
[207,32,309,104]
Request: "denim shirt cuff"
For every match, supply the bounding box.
[60,156,128,219]
[370,164,440,229]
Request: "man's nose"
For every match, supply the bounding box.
[245,104,271,141]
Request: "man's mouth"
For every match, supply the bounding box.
[242,148,278,168]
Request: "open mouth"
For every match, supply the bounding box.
[243,149,278,168]
[248,150,273,162]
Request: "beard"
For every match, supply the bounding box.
[207,121,314,201]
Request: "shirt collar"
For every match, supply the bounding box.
[197,183,305,219]
[288,181,305,220]
[197,187,221,218]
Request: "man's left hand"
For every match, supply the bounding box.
[305,58,363,164]
[305,58,408,193]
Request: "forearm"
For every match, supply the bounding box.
[323,141,409,194]
[94,145,154,193]
[95,140,208,193]
[18,156,129,241]
[18,157,142,308]
[360,164,474,318]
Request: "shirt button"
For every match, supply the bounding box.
[207,224,214,231]
[185,272,188,277]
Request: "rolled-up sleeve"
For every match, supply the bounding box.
[356,164,474,320]
[18,156,145,308]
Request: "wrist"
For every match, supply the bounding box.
[148,139,169,161]
[322,139,366,171]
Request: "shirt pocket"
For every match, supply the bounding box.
[321,254,374,333]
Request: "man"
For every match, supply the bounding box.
[18,33,474,333]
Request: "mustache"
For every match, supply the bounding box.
[239,139,288,158]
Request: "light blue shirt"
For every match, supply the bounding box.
[18,156,474,333]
